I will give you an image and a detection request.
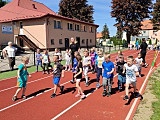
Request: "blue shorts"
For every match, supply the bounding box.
[53,77,61,85]
[17,79,27,88]
[118,74,126,83]
[36,60,42,66]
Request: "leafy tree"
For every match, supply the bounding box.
[101,23,110,40]
[111,0,152,44]
[116,28,123,39]
[152,0,160,30]
[58,0,94,23]
[0,0,7,8]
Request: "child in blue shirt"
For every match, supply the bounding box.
[12,56,31,101]
[36,49,43,72]
[102,52,114,97]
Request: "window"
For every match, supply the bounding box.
[51,39,54,45]
[81,25,86,32]
[90,27,93,33]
[82,39,85,44]
[54,20,61,29]
[20,22,23,28]
[75,24,80,31]
[143,31,146,33]
[90,39,92,43]
[68,23,73,30]
[59,39,63,44]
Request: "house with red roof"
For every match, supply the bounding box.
[0,0,98,50]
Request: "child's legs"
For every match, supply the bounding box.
[46,63,49,73]
[102,78,107,90]
[14,88,22,96]
[22,87,26,96]
[76,79,83,94]
[131,82,137,93]
[125,83,130,96]
[96,68,101,82]
[53,77,60,94]
[83,67,89,83]
[107,78,111,93]
[118,75,122,89]
[43,63,46,72]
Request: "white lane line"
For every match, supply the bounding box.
[0,81,70,112]
[51,74,118,120]
[125,52,159,120]
[0,75,52,93]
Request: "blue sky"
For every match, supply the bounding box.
[36,0,117,36]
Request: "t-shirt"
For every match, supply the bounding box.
[116,61,126,76]
[65,52,71,60]
[4,46,17,57]
[124,64,138,82]
[140,42,148,53]
[42,54,49,63]
[135,57,143,68]
[90,52,96,65]
[75,62,83,79]
[70,43,79,55]
[36,53,42,61]
[97,56,104,68]
[18,63,28,81]
[102,61,114,78]
[54,52,62,60]
[53,62,63,77]
[72,58,78,72]
[83,56,91,66]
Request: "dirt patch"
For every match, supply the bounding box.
[133,80,158,120]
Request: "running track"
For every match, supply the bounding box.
[0,50,159,120]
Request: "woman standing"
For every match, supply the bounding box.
[3,42,17,71]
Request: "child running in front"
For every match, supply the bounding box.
[50,55,65,98]
[96,50,104,88]
[74,54,86,99]
[83,50,91,86]
[102,53,114,97]
[135,53,143,77]
[36,49,43,72]
[116,54,126,92]
[12,56,31,101]
[123,56,140,100]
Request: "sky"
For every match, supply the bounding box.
[36,0,117,37]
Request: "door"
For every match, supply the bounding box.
[76,37,80,47]
[19,22,24,35]
[86,39,89,50]
[65,38,69,49]
[19,38,24,47]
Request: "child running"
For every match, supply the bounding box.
[96,50,104,88]
[42,49,51,74]
[90,47,97,73]
[83,50,91,86]
[135,53,143,77]
[74,54,86,99]
[36,49,43,72]
[102,53,114,97]
[123,56,140,100]
[64,49,71,71]
[50,55,65,98]
[12,56,31,101]
[116,54,126,92]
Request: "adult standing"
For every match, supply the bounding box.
[3,42,17,71]
[140,38,148,67]
[69,37,80,67]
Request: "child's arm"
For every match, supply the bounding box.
[135,71,139,76]
[108,68,114,74]
[122,66,126,74]
[17,70,20,78]
[61,69,65,78]
[74,68,82,78]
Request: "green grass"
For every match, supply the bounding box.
[150,67,160,120]
[0,60,66,80]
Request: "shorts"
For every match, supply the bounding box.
[126,78,136,85]
[83,66,89,76]
[53,77,61,85]
[36,60,42,66]
[17,79,27,88]
[75,78,81,82]
[118,75,126,83]
[65,59,71,65]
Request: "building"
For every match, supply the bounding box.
[0,0,99,50]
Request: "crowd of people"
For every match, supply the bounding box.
[2,37,150,102]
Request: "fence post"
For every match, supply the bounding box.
[33,49,36,66]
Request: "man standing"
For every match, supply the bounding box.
[3,42,17,70]
[140,38,148,67]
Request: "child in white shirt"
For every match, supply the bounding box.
[64,49,71,71]
[135,53,143,77]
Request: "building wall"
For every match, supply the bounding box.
[0,23,14,46]
[47,17,97,49]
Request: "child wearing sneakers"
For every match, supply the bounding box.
[123,56,140,100]
[135,53,143,77]
[70,51,79,84]
[64,49,71,71]
[83,50,91,86]
[36,49,43,72]
[116,54,126,92]
[51,55,65,98]
[102,53,114,97]
[96,50,104,88]
[12,56,31,101]
[74,54,86,99]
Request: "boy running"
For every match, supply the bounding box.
[36,49,43,72]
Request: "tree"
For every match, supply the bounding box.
[101,23,110,40]
[111,0,152,44]
[116,28,123,39]
[58,0,94,23]
[152,0,160,30]
[0,0,7,8]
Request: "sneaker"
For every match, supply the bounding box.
[134,92,140,98]
[102,90,107,97]
[85,82,89,87]
[21,95,26,99]
[81,94,86,99]
[123,95,129,100]
[75,93,81,97]
[70,80,75,84]
[12,96,17,101]
[60,86,64,93]
[145,63,148,68]
[96,83,100,88]
[107,92,111,97]
[50,93,56,98]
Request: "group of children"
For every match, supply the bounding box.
[12,47,143,101]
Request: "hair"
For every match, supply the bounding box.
[76,54,82,62]
[21,56,29,62]
[74,51,80,55]
[119,54,124,59]
[142,38,146,42]
[8,41,12,45]
[127,56,134,60]
[104,52,110,59]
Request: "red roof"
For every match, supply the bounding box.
[0,0,98,27]
[141,20,153,30]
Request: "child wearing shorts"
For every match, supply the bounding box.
[102,52,114,97]
[123,56,140,100]
[12,56,31,101]
[74,54,86,99]
[50,55,65,98]
[36,49,43,72]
